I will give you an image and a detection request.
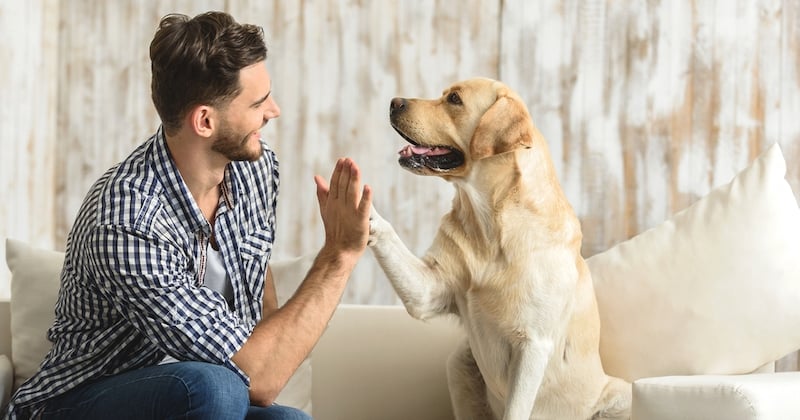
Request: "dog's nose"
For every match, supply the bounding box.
[389,97,406,116]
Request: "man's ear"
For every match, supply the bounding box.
[187,105,215,138]
[469,90,534,160]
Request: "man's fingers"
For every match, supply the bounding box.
[322,158,371,222]
[329,158,344,200]
[336,158,354,202]
[345,159,363,205]
[314,174,329,211]
[358,184,373,216]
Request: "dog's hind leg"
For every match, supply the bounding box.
[589,376,631,420]
[447,340,496,420]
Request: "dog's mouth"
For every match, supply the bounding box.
[392,124,465,172]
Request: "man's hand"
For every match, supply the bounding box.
[236,158,372,406]
[313,158,372,261]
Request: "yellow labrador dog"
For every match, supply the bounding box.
[368,78,631,420]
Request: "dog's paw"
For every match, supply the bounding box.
[368,205,391,246]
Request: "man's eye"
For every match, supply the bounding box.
[447,92,462,105]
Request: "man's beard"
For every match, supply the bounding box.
[212,120,262,162]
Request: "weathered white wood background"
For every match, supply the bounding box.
[2,1,800,368]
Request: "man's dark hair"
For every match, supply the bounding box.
[150,11,267,135]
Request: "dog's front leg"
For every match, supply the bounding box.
[504,338,553,420]
[368,205,452,319]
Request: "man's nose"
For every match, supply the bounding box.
[265,98,281,120]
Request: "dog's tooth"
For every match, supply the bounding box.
[398,145,413,157]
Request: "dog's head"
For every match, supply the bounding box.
[389,78,538,177]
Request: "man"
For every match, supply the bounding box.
[4,11,371,419]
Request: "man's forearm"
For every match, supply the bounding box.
[232,246,360,405]
[263,266,279,315]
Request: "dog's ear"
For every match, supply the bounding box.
[469,90,534,160]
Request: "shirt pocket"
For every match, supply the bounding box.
[237,231,272,319]
[239,230,273,262]
[239,229,273,286]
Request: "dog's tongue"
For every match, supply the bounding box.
[399,145,450,157]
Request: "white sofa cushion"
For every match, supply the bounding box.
[632,372,800,420]
[587,143,800,382]
[4,239,313,413]
[311,304,463,420]
[5,238,62,390]
[270,254,316,414]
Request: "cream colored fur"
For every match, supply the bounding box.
[368,78,631,420]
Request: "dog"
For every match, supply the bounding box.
[368,78,631,419]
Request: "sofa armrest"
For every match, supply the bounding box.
[632,372,800,420]
[0,354,12,408]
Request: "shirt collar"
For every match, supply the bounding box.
[152,126,212,235]
[220,164,236,210]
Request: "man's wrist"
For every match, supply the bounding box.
[315,244,362,273]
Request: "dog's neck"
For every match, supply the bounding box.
[449,149,578,243]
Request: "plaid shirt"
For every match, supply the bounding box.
[5,127,279,419]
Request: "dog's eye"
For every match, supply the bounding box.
[447,92,462,105]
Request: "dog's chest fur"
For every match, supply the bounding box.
[439,178,581,401]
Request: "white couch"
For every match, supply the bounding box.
[2,298,800,420]
[5,143,800,420]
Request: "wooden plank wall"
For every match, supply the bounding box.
[1,0,799,340]
[0,0,59,300]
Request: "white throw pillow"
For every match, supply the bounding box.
[5,238,62,390]
[5,239,314,414]
[587,143,800,382]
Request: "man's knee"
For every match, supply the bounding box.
[41,362,250,419]
[167,361,250,418]
[247,404,313,420]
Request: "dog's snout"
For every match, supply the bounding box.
[390,97,407,116]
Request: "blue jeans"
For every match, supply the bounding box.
[40,361,312,420]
